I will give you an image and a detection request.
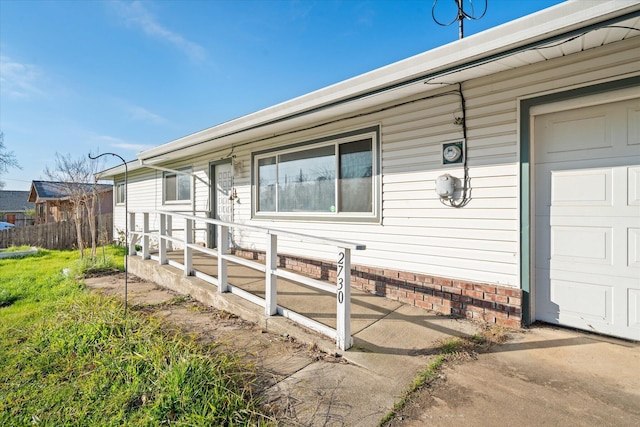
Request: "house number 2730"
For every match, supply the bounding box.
[337,251,345,304]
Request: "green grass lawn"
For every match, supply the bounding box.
[0,247,271,426]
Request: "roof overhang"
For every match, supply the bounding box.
[123,1,640,168]
[95,160,143,180]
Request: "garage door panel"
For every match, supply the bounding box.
[534,96,640,341]
[551,169,611,206]
[539,112,610,154]
[551,279,611,323]
[550,226,611,264]
[547,114,610,153]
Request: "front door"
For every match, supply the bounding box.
[209,161,234,248]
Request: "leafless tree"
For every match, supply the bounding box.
[0,132,21,189]
[44,152,105,258]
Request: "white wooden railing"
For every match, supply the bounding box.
[128,210,366,350]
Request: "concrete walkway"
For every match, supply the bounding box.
[124,254,640,426]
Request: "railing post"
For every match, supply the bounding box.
[184,218,193,276]
[336,247,352,350]
[159,213,167,265]
[265,233,278,316]
[128,212,137,255]
[166,214,173,252]
[142,212,150,260]
[217,224,229,292]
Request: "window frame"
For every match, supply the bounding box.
[251,126,381,223]
[163,167,193,204]
[115,182,126,205]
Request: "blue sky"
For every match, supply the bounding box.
[0,0,563,191]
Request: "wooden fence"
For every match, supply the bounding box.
[0,214,113,250]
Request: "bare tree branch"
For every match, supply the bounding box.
[0,131,21,189]
[43,151,107,258]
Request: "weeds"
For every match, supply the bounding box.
[67,245,126,278]
[379,355,446,426]
[0,248,273,426]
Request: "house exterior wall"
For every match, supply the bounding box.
[35,191,114,225]
[35,200,73,224]
[119,163,212,246]
[97,190,114,216]
[0,212,34,227]
[112,37,639,327]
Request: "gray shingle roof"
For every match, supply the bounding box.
[28,181,112,202]
[0,191,34,212]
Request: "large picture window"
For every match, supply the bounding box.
[164,168,192,203]
[253,127,379,221]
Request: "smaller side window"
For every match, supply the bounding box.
[115,182,126,205]
[164,169,192,203]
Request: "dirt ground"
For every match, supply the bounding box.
[84,272,503,426]
[84,273,348,423]
[85,273,640,427]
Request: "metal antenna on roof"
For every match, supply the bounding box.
[432,0,488,39]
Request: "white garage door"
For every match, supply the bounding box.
[534,96,640,341]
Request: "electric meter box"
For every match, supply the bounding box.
[442,140,464,165]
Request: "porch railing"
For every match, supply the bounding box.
[128,210,366,350]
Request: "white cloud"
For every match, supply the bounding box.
[0,55,45,98]
[112,1,206,61]
[127,105,167,124]
[111,142,154,152]
[91,134,153,153]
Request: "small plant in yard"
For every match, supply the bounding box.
[66,245,126,278]
[438,337,466,355]
[0,248,274,426]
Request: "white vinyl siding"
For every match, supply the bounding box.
[236,38,638,287]
[114,36,639,288]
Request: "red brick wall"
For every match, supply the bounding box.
[232,248,522,328]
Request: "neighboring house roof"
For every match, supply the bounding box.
[28,181,113,203]
[97,1,640,178]
[0,191,34,213]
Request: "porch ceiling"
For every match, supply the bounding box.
[135,2,640,167]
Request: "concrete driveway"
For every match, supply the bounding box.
[393,325,640,426]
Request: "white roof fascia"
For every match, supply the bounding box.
[95,160,143,180]
[138,162,211,185]
[137,163,196,176]
[138,0,640,162]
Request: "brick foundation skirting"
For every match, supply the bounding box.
[231,249,523,328]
